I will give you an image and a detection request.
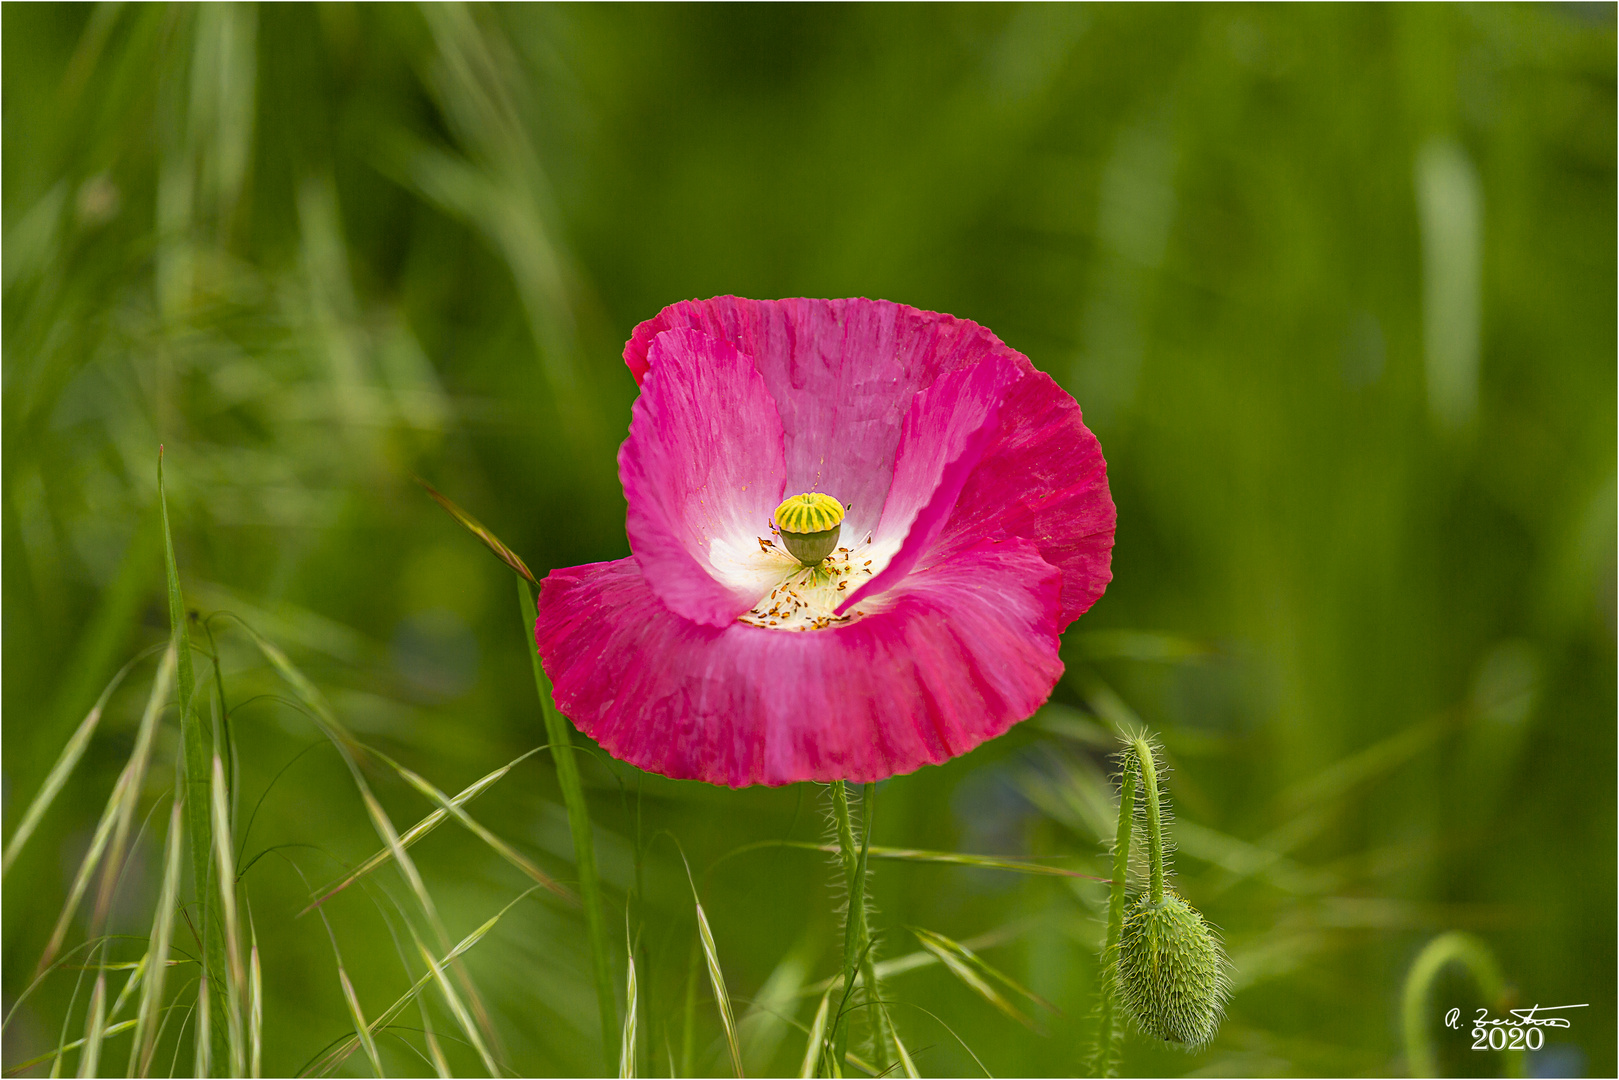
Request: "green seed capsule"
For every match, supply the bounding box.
[1116,893,1227,1048]
[773,493,844,566]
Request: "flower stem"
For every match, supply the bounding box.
[520,577,617,1073]
[830,780,873,1070]
[1088,746,1137,1078]
[1132,738,1166,904]
[856,783,895,1066]
[1401,932,1522,1078]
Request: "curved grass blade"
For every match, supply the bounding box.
[519,577,617,1072]
[798,992,831,1080]
[339,968,384,1077]
[415,478,536,584]
[38,646,175,976]
[230,616,504,1062]
[721,840,1098,880]
[211,756,247,1076]
[307,888,540,1078]
[420,1011,450,1080]
[3,1020,138,1076]
[888,1023,919,1080]
[248,909,262,1079]
[303,874,384,1079]
[130,800,185,1077]
[618,952,638,1079]
[193,973,211,1079]
[694,898,744,1078]
[77,972,108,1078]
[160,449,229,1069]
[378,751,569,901]
[799,922,1032,1000]
[878,1002,992,1079]
[302,749,545,914]
[909,928,1054,1031]
[108,954,147,1027]
[2,644,162,877]
[680,940,699,1078]
[410,924,498,1076]
[738,936,815,1072]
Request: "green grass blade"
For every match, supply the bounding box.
[411,924,499,1076]
[338,968,384,1077]
[798,992,831,1080]
[77,972,108,1078]
[416,477,536,584]
[130,800,184,1078]
[194,972,212,1079]
[302,750,541,914]
[380,752,570,901]
[797,922,1033,1000]
[910,928,1051,1030]
[680,940,699,1078]
[5,1020,139,1075]
[420,1012,450,1080]
[310,888,540,1078]
[888,1022,920,1079]
[737,937,814,1072]
[230,616,504,1062]
[108,954,147,1028]
[349,777,508,1063]
[618,951,638,1079]
[210,756,247,1076]
[520,576,617,1071]
[915,936,1035,1030]
[247,909,262,1080]
[2,645,160,877]
[159,449,229,1070]
[38,645,176,976]
[693,899,743,1078]
[720,840,1095,879]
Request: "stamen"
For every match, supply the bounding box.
[737,529,877,632]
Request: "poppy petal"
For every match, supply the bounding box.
[625,297,1028,539]
[619,328,788,628]
[838,353,1022,613]
[534,538,1063,787]
[933,367,1116,625]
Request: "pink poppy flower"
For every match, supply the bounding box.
[535,297,1115,787]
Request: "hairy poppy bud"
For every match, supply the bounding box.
[1116,892,1227,1048]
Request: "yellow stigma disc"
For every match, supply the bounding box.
[773,492,845,535]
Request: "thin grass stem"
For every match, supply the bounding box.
[519,576,616,1071]
[130,800,185,1078]
[159,450,229,1071]
[2,643,164,877]
[209,756,246,1076]
[38,646,176,978]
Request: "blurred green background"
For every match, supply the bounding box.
[4,3,1614,1076]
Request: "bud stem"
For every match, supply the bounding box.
[1089,751,1138,1077]
[1132,738,1167,904]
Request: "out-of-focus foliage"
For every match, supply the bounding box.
[4,3,1613,1076]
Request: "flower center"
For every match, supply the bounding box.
[736,544,875,631]
[772,492,845,566]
